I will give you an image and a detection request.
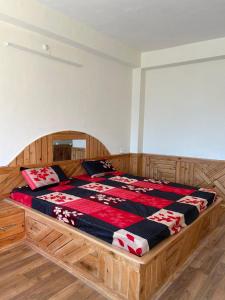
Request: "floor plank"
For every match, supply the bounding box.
[0,244,106,300]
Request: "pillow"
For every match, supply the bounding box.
[82,159,115,177]
[22,166,60,190]
[20,165,69,182]
[51,165,69,182]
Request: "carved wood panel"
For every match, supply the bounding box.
[139,154,225,201]
[25,212,140,300]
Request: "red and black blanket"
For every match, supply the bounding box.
[11,172,216,256]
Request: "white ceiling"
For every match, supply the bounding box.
[38,0,225,51]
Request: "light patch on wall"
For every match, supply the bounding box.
[143,59,225,160]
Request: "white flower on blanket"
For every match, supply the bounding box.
[63,210,71,217]
[56,213,69,223]
[90,194,126,205]
[100,160,114,169]
[53,206,83,226]
[121,184,152,193]
[110,176,137,184]
[143,178,169,184]
[80,183,114,192]
[54,207,62,215]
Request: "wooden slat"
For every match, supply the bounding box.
[47,136,53,163]
[137,154,225,201]
[41,136,48,164]
[5,131,110,168]
[29,143,36,164]
[0,201,25,250]
[16,152,24,166]
[0,131,121,199]
[23,146,30,165]
[35,139,42,164]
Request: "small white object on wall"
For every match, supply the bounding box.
[2,41,83,68]
[42,44,49,51]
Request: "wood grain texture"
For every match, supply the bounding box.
[0,131,130,199]
[25,210,140,300]
[0,201,25,250]
[0,130,133,199]
[155,211,225,300]
[71,147,86,160]
[0,243,106,300]
[8,131,110,167]
[140,199,222,300]
[1,211,225,300]
[8,198,222,300]
[130,154,225,202]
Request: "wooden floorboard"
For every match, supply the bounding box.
[0,212,225,300]
[0,244,106,300]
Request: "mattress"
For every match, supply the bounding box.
[10,172,217,256]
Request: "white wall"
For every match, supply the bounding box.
[0,0,140,66]
[0,21,132,166]
[141,37,225,69]
[143,59,225,159]
[1,1,225,166]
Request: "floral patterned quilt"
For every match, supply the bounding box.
[11,172,217,256]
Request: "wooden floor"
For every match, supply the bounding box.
[0,212,225,300]
[0,243,106,300]
[156,211,225,300]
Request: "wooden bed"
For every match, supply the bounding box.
[0,131,223,300]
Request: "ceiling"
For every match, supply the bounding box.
[38,0,225,51]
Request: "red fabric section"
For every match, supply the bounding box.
[104,188,138,200]
[65,198,143,227]
[10,192,32,207]
[59,180,71,185]
[74,174,105,182]
[65,198,105,214]
[131,194,173,208]
[111,171,125,176]
[48,185,74,192]
[132,181,195,195]
[104,188,172,208]
[21,170,37,190]
[91,206,143,228]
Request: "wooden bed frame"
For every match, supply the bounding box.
[6,198,222,300]
[0,131,224,300]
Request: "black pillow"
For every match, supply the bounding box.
[20,165,69,182]
[51,165,69,181]
[82,159,115,177]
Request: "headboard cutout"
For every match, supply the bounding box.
[8,131,110,167]
[0,131,115,199]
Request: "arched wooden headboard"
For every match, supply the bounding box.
[9,131,110,167]
[0,131,131,199]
